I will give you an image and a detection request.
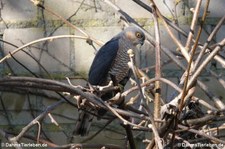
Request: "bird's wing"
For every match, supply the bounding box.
[88,37,119,85]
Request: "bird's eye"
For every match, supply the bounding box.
[136,32,142,38]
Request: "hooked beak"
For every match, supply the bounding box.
[140,35,145,46]
[140,40,145,46]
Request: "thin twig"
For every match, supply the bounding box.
[9,99,64,143]
[179,0,206,111]
[0,35,87,64]
[194,14,225,70]
[178,125,225,144]
[153,2,190,62]
[150,2,161,123]
[185,0,202,50]
[30,0,104,46]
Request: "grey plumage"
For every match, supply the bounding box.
[75,26,145,136]
[89,26,145,86]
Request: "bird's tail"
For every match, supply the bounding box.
[74,110,93,136]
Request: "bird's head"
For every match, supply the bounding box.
[123,26,145,46]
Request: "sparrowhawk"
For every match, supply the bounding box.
[75,26,145,136]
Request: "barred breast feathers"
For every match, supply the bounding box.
[109,36,136,84]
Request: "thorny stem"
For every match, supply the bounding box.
[0,76,153,123]
[127,50,146,114]
[127,49,163,149]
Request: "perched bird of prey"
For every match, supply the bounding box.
[75,26,145,136]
